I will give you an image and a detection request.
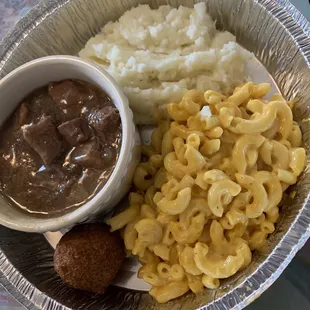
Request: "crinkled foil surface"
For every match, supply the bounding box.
[0,0,310,309]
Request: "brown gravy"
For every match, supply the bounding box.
[0,80,121,216]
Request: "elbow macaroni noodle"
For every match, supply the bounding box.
[107,83,306,303]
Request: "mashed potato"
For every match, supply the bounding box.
[80,3,251,124]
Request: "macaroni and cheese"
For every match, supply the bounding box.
[107,82,306,303]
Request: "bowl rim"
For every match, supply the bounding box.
[0,55,134,233]
[0,1,310,310]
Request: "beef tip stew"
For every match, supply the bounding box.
[0,79,121,216]
[88,106,120,136]
[15,102,29,127]
[70,138,104,169]
[58,118,90,146]
[48,80,82,106]
[22,116,62,166]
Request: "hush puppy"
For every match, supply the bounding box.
[54,223,125,294]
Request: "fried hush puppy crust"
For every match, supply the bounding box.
[54,223,125,294]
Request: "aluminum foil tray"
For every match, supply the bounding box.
[0,0,310,309]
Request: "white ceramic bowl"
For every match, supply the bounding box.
[0,55,140,233]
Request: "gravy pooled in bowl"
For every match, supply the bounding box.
[0,80,121,216]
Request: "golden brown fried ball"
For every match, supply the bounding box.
[54,223,125,294]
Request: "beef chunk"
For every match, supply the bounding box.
[58,118,90,146]
[14,102,29,127]
[88,106,120,137]
[79,83,98,102]
[48,80,82,106]
[22,116,62,166]
[70,138,104,169]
